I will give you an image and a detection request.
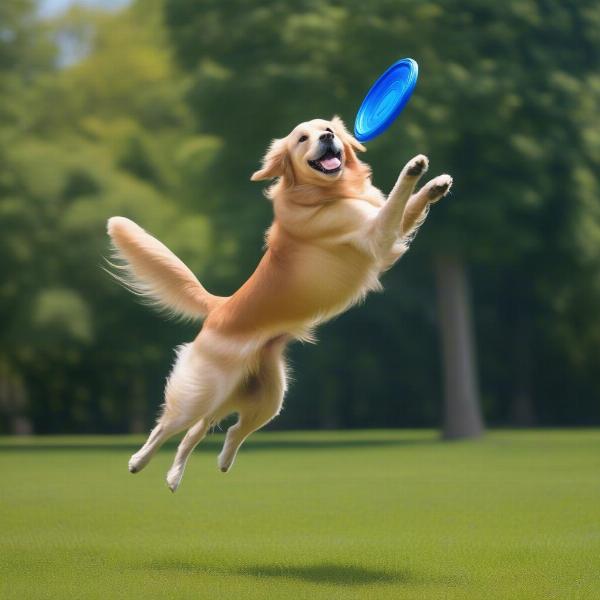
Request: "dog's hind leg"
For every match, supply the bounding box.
[218,339,288,473]
[128,414,194,474]
[217,390,283,473]
[165,418,211,492]
[129,341,243,476]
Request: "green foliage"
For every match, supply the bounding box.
[1,0,600,432]
[165,0,600,427]
[0,0,219,432]
[32,288,93,344]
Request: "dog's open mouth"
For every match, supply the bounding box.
[308,149,343,174]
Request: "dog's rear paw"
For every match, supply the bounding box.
[427,174,453,202]
[128,452,150,474]
[128,457,141,473]
[166,468,183,493]
[218,453,233,473]
[406,154,429,177]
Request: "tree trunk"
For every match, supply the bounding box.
[0,359,33,435]
[434,255,484,439]
[510,315,535,426]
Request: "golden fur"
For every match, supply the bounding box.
[107,116,452,491]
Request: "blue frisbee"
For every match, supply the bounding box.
[354,57,419,143]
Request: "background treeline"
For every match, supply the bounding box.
[1,0,599,434]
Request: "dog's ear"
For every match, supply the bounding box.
[251,138,289,181]
[331,115,366,154]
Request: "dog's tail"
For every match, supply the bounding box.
[106,216,225,321]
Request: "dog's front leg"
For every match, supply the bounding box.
[400,175,453,238]
[382,172,454,268]
[369,155,429,258]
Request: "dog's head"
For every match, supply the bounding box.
[251,117,369,202]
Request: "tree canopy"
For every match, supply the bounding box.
[1,0,599,433]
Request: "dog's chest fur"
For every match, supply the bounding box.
[206,194,385,337]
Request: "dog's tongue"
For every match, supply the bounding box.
[320,156,341,171]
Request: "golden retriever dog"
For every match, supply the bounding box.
[107,116,451,491]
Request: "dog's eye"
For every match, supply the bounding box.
[298,135,308,143]
[326,127,333,133]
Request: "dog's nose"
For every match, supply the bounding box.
[319,132,334,142]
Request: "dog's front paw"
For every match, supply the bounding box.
[405,154,429,177]
[426,174,453,202]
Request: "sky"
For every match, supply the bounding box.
[38,0,131,67]
[39,0,129,18]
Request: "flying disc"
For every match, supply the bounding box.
[354,58,419,143]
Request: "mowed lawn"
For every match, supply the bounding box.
[1,430,599,599]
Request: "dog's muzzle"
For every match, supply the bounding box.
[308,140,343,175]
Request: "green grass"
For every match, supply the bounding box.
[1,429,599,599]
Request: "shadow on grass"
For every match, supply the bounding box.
[141,559,449,586]
[238,563,403,585]
[0,436,437,453]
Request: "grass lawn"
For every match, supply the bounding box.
[1,429,599,599]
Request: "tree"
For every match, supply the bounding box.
[0,0,219,433]
[3,0,600,433]
[164,0,600,435]
[0,0,57,433]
